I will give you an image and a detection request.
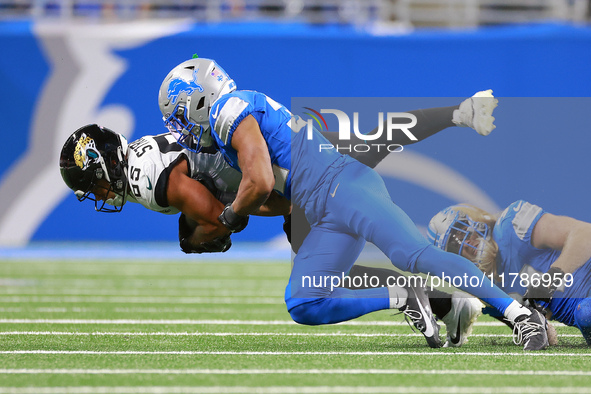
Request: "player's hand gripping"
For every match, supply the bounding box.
[218,203,249,233]
[524,266,565,306]
[180,234,232,254]
[452,89,499,136]
[178,213,232,254]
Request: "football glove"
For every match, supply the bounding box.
[218,203,249,233]
[452,89,498,136]
[180,234,232,254]
[178,213,232,254]
[524,266,565,306]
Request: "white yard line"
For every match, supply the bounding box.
[0,319,517,326]
[1,350,589,356]
[0,307,255,313]
[0,368,590,375]
[0,331,582,338]
[0,296,282,304]
[0,290,280,297]
[0,387,589,394]
[0,331,425,337]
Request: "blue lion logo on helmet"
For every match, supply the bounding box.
[167,69,204,105]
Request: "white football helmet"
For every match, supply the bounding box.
[427,204,497,270]
[158,57,236,152]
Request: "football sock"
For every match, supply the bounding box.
[388,285,408,309]
[504,301,532,322]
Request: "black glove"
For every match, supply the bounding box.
[283,214,291,243]
[524,266,565,305]
[179,213,232,254]
[180,234,232,254]
[218,203,249,233]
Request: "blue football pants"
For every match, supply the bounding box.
[286,161,513,325]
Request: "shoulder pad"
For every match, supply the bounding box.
[211,95,250,145]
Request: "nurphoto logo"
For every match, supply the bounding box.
[302,108,418,153]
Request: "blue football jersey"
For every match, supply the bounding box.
[494,200,591,325]
[208,90,350,208]
[209,90,292,198]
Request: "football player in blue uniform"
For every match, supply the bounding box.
[61,92,496,349]
[157,57,549,350]
[428,201,591,346]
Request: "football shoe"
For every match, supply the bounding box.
[400,278,443,348]
[512,308,549,351]
[452,89,498,136]
[442,292,483,347]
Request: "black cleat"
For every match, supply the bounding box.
[400,277,443,348]
[513,308,549,351]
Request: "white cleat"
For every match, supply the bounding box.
[452,89,499,136]
[442,292,483,347]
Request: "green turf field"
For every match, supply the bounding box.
[0,258,590,394]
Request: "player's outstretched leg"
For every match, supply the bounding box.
[399,276,443,348]
[324,164,546,350]
[441,292,483,347]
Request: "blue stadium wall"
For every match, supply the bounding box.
[0,20,590,246]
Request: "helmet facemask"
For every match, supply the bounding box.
[159,58,236,153]
[75,179,126,213]
[428,205,499,277]
[162,95,211,153]
[444,213,491,266]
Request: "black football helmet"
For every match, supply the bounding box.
[59,124,129,212]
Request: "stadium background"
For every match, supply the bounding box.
[1,2,591,250]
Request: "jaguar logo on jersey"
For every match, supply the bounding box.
[74,134,100,170]
[300,108,418,153]
[167,69,204,105]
